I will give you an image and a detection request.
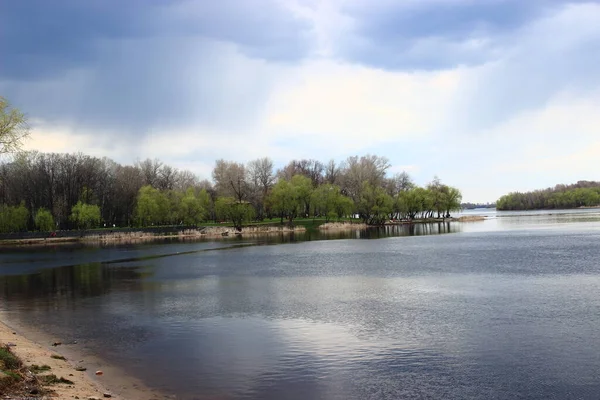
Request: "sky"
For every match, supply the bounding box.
[1,0,599,203]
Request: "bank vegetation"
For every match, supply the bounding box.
[0,153,463,233]
[497,181,600,210]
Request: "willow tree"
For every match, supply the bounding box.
[0,97,30,154]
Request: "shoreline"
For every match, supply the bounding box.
[0,225,306,247]
[0,313,169,399]
[0,217,485,247]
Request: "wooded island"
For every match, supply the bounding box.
[0,153,462,233]
[497,181,600,210]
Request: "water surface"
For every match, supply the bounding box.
[2,210,600,399]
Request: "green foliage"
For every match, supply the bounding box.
[30,364,52,373]
[0,346,21,370]
[198,189,213,220]
[0,202,29,233]
[497,184,600,210]
[357,182,394,225]
[291,175,313,217]
[34,208,55,231]
[268,179,299,222]
[134,185,170,226]
[311,184,354,222]
[70,201,101,229]
[267,175,316,223]
[215,197,255,230]
[178,187,207,225]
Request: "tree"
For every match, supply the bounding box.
[179,187,206,225]
[136,158,163,187]
[247,157,274,220]
[357,182,394,225]
[214,197,255,231]
[35,208,55,231]
[442,186,462,218]
[197,188,213,222]
[311,184,353,221]
[0,202,29,233]
[70,201,101,229]
[339,154,390,202]
[0,97,30,154]
[268,179,299,223]
[134,185,169,226]
[291,175,313,217]
[212,160,248,201]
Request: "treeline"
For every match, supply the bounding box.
[496,181,600,210]
[461,202,496,210]
[0,152,462,232]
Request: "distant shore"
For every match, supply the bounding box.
[0,225,306,247]
[0,216,486,247]
[318,215,485,230]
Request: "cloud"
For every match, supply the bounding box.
[4,0,600,203]
[336,0,591,70]
[0,0,311,81]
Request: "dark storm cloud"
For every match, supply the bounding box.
[337,0,590,70]
[0,0,310,132]
[0,0,311,80]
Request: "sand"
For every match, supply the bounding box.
[1,316,172,399]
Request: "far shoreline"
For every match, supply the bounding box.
[0,217,486,247]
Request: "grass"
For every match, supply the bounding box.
[0,346,21,370]
[30,364,52,373]
[39,374,74,385]
[1,370,21,380]
[0,345,23,392]
[50,354,66,361]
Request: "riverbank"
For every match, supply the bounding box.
[0,316,169,399]
[0,217,487,247]
[0,225,306,247]
[318,216,486,230]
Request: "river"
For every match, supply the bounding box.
[2,209,600,399]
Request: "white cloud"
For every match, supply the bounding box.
[12,1,600,203]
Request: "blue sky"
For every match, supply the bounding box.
[1,0,599,202]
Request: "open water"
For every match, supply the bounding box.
[1,209,600,399]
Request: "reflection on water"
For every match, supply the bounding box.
[1,212,600,399]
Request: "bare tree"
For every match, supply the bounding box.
[136,158,163,187]
[339,155,390,202]
[247,157,274,192]
[277,159,324,187]
[385,172,414,197]
[173,169,199,192]
[157,164,178,191]
[324,159,339,184]
[0,97,30,155]
[247,157,274,220]
[212,159,248,202]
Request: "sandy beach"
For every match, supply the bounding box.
[1,316,170,399]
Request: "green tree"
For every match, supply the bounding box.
[35,208,55,231]
[214,197,255,230]
[311,184,353,222]
[442,186,462,218]
[0,96,30,154]
[70,201,101,229]
[291,175,313,218]
[135,185,169,226]
[357,182,393,225]
[198,189,213,221]
[0,202,29,233]
[179,188,206,225]
[268,179,299,223]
